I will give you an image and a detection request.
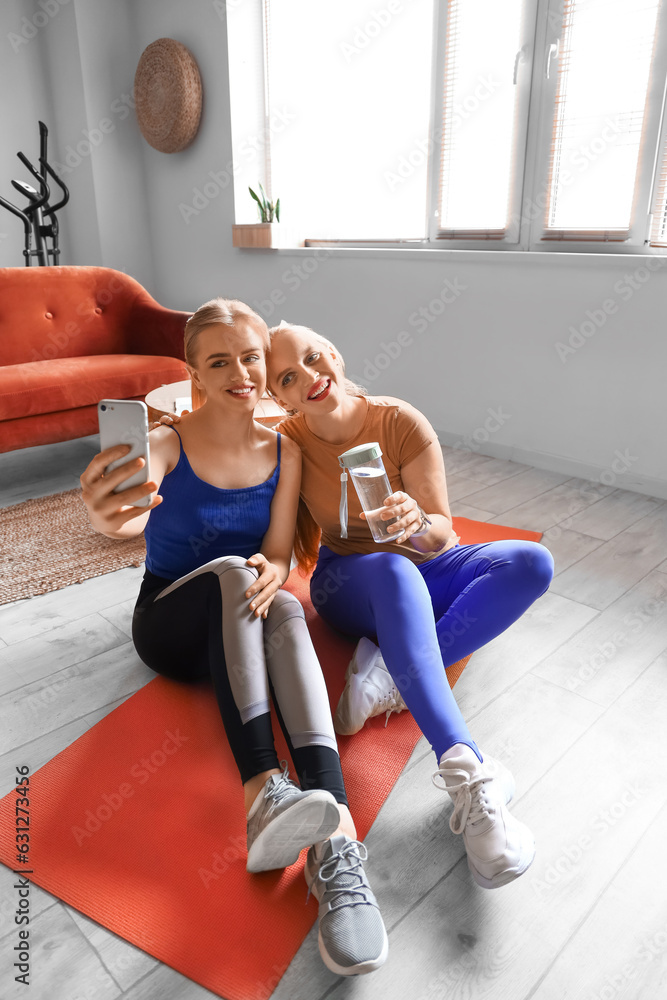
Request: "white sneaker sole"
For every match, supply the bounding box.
[246,794,340,873]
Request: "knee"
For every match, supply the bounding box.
[264,589,306,633]
[208,555,258,582]
[509,542,554,594]
[371,553,422,599]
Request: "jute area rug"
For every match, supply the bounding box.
[0,488,146,605]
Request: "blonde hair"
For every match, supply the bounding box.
[266,321,367,574]
[184,298,269,408]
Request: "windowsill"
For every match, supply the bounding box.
[250,242,667,266]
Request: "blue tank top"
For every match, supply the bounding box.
[144,428,281,580]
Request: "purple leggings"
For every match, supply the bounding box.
[310,539,554,762]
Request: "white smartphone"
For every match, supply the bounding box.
[97,399,152,508]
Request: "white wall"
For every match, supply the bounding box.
[1,0,664,497]
[0,0,59,265]
[70,0,154,287]
[0,0,154,285]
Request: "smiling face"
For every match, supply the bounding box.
[188,321,267,408]
[267,326,343,415]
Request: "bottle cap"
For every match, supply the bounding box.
[338,441,383,469]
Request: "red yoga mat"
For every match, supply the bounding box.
[0,519,541,1000]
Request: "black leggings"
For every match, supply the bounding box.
[132,556,348,806]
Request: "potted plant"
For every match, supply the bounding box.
[232,183,283,248]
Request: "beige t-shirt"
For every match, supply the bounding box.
[274,394,460,564]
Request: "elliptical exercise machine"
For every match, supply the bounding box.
[0,121,69,266]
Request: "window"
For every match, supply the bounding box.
[535,0,664,246]
[226,0,667,252]
[433,0,532,240]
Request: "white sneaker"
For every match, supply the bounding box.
[334,637,407,736]
[432,744,535,889]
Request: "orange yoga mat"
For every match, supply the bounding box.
[0,519,541,1000]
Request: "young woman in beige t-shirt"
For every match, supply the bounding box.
[266,322,555,893]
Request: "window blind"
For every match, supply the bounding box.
[542,0,661,242]
[436,0,526,239]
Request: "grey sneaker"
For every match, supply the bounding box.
[246,764,340,873]
[304,834,388,976]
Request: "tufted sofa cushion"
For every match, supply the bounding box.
[0,355,189,420]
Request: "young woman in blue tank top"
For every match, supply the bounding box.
[80,299,388,978]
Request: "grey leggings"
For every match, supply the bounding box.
[132,555,348,804]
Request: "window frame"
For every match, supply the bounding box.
[230,0,667,256]
[523,0,667,254]
[426,0,540,247]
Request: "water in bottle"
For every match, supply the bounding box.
[338,442,405,543]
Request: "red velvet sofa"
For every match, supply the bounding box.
[0,266,190,453]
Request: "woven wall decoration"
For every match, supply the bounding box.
[134,38,202,153]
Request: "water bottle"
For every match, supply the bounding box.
[338,442,405,543]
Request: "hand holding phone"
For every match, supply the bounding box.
[97,399,152,508]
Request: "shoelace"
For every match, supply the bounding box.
[308,840,371,909]
[432,767,494,834]
[376,688,406,727]
[366,673,406,727]
[265,761,299,807]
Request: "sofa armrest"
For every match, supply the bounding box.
[126,288,191,361]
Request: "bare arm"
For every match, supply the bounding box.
[244,435,302,617]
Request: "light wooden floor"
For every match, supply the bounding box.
[1,435,666,1000]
